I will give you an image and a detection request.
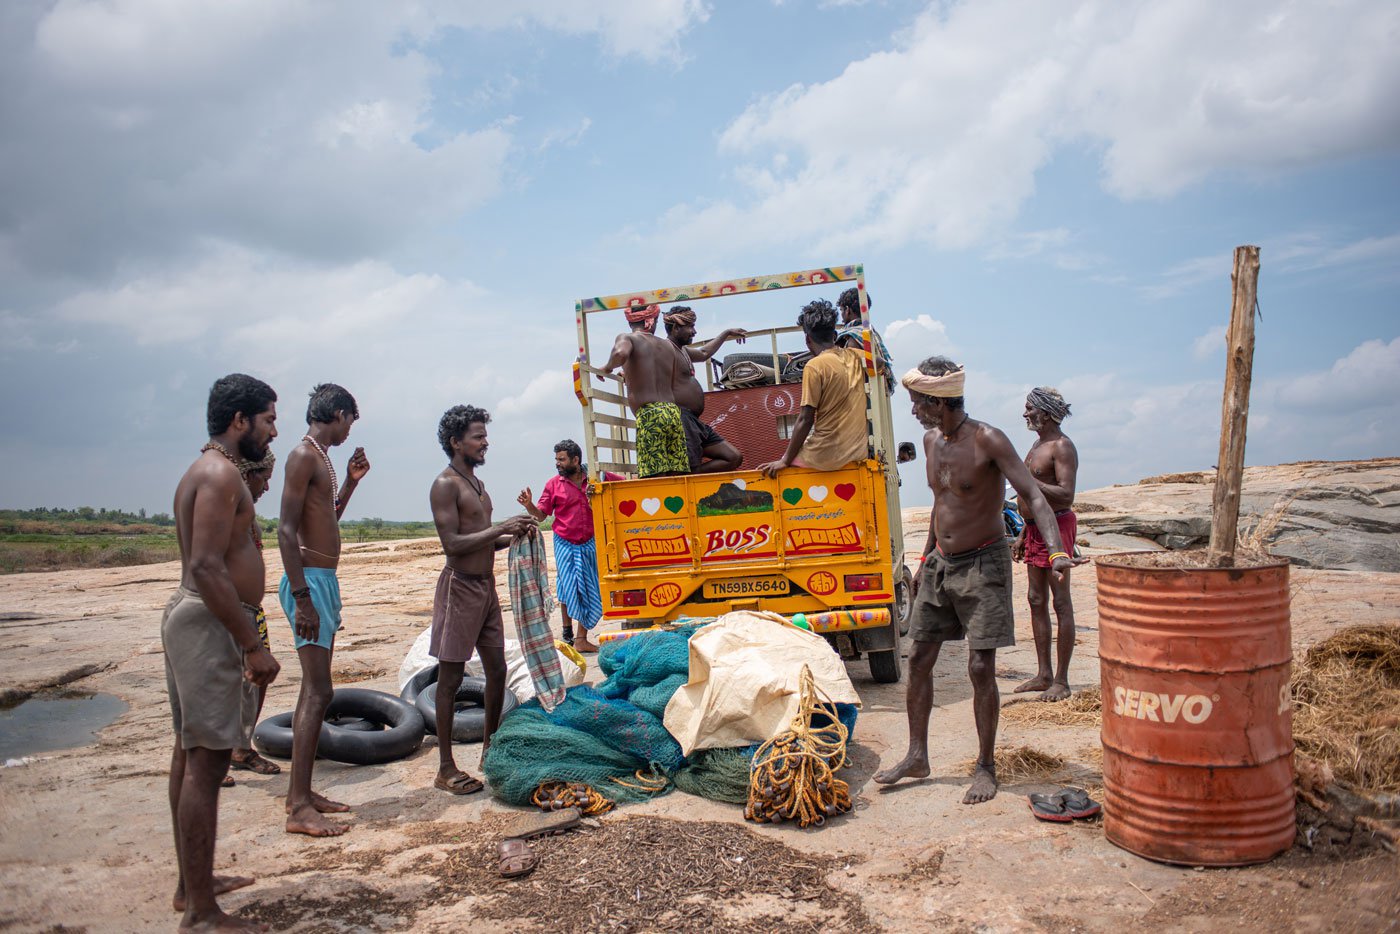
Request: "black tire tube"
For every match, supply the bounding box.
[325,715,383,733]
[415,676,520,744]
[399,663,440,706]
[252,688,424,765]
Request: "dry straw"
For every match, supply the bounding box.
[1291,624,1400,794]
[1001,685,1103,727]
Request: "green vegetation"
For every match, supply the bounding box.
[0,508,443,574]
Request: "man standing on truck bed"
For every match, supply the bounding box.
[1011,387,1080,703]
[835,288,895,396]
[662,305,747,473]
[874,357,1075,805]
[758,298,869,477]
[600,304,689,478]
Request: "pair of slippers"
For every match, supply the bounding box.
[1028,787,1101,822]
[497,806,583,878]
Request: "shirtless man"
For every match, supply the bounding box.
[661,305,746,472]
[428,405,536,794]
[167,373,280,931]
[277,383,370,836]
[599,304,687,477]
[874,357,1075,804]
[1011,388,1080,702]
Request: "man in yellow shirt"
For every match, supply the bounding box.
[758,298,869,476]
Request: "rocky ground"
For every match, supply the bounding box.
[1,463,1397,932]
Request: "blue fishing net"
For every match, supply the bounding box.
[482,623,859,807]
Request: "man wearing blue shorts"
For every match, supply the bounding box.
[277,383,370,837]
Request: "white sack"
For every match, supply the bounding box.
[663,611,861,756]
[397,627,585,702]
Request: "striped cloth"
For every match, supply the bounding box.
[508,530,567,712]
[553,534,602,632]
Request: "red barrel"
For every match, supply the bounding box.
[1096,557,1295,866]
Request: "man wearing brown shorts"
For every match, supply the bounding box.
[428,404,536,794]
[166,373,281,931]
[874,357,1074,805]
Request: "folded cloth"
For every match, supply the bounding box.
[508,531,567,711]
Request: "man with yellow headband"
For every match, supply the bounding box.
[874,356,1076,805]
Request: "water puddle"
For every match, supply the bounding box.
[0,691,128,762]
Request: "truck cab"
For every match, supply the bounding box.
[572,264,913,682]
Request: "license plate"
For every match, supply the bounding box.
[703,576,790,599]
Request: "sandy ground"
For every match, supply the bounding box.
[1,512,1397,932]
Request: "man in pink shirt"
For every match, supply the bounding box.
[517,440,621,654]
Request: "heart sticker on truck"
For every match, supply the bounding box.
[619,500,637,517]
[641,497,662,516]
[663,496,684,514]
[807,485,828,503]
[781,488,803,506]
[834,483,856,501]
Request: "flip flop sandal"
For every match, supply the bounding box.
[1058,788,1102,820]
[1028,792,1073,823]
[498,838,538,879]
[434,772,484,796]
[221,774,236,788]
[230,751,282,775]
[504,806,582,842]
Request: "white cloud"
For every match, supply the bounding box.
[652,0,1400,261]
[0,1,707,284]
[1192,324,1227,360]
[885,315,957,363]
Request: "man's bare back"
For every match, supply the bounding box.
[605,330,678,412]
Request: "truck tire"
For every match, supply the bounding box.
[893,565,915,637]
[868,646,902,684]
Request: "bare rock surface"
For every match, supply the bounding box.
[1073,457,1400,572]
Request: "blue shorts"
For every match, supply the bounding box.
[279,567,342,650]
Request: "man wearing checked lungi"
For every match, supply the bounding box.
[517,439,622,654]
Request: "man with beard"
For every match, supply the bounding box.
[517,439,623,653]
[661,305,747,472]
[223,449,282,786]
[1011,387,1080,703]
[599,304,688,478]
[166,373,281,931]
[430,405,537,794]
[874,357,1075,805]
[277,383,370,836]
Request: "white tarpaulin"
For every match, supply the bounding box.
[663,610,862,755]
[397,627,584,703]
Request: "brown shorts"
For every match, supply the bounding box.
[910,540,1015,650]
[162,587,259,750]
[430,568,505,663]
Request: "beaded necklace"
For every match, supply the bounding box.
[201,441,239,464]
[303,435,340,509]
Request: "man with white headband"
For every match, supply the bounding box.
[874,356,1075,805]
[1011,387,1080,703]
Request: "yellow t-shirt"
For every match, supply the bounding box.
[798,346,869,471]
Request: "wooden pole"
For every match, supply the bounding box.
[1208,245,1261,566]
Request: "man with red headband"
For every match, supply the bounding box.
[600,304,689,477]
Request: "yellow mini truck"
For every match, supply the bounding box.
[572,264,913,683]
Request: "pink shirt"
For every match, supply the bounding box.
[536,472,622,544]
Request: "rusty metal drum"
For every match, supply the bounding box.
[1096,557,1295,866]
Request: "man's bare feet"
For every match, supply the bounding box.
[962,763,998,804]
[572,634,598,655]
[1013,674,1053,693]
[172,875,255,911]
[1040,681,1072,703]
[284,790,350,814]
[873,752,931,785]
[177,908,268,931]
[285,803,349,837]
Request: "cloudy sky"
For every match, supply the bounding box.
[2,0,1397,520]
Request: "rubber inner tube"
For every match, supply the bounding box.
[325,715,383,733]
[253,688,424,765]
[399,663,439,707]
[415,676,519,744]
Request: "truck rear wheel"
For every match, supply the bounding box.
[868,641,902,684]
